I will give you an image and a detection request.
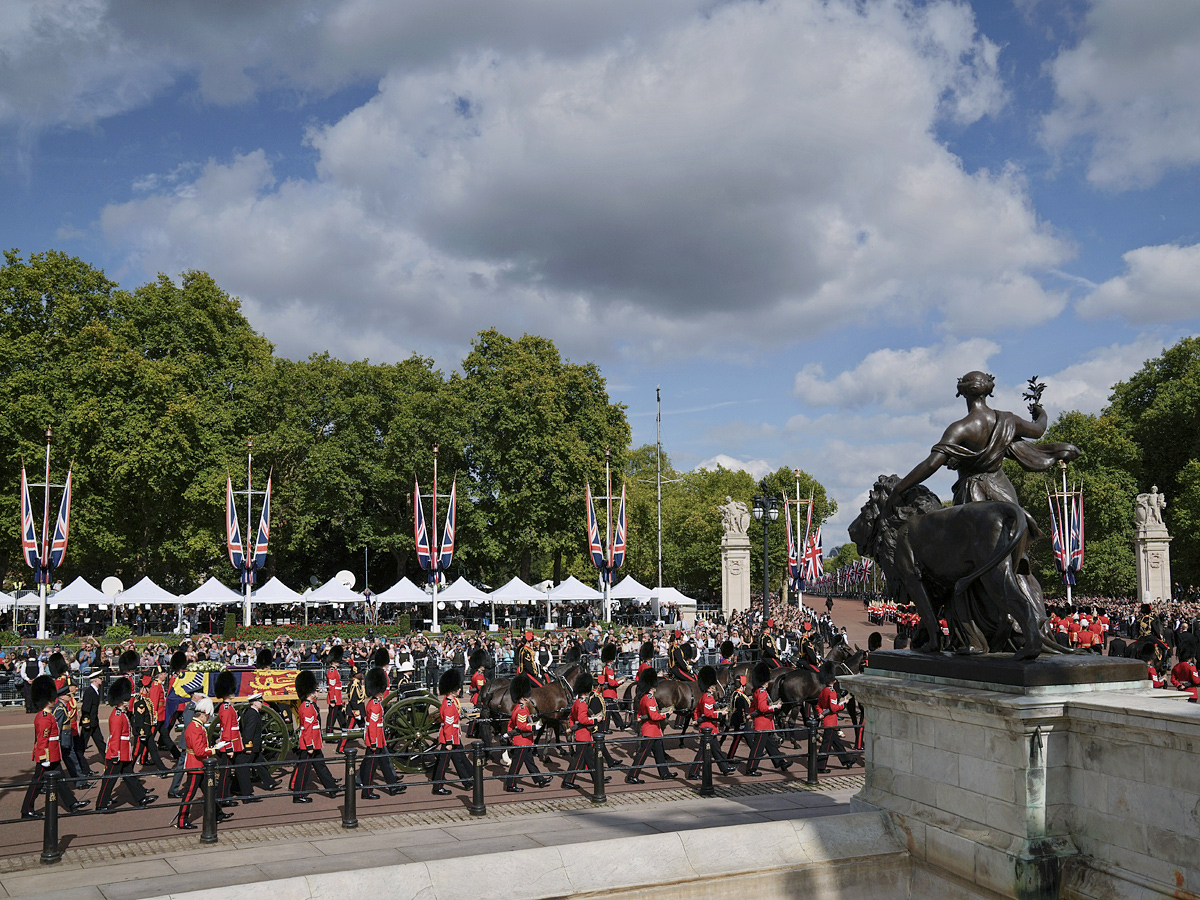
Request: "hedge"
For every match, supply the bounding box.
[234,619,412,643]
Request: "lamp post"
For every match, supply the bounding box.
[752,487,780,619]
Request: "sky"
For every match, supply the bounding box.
[2,0,1199,551]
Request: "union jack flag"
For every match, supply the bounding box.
[252,472,271,570]
[49,468,72,570]
[438,479,457,572]
[802,527,823,582]
[785,500,800,591]
[226,477,244,571]
[1047,494,1073,586]
[414,479,432,571]
[586,483,606,573]
[20,467,40,572]
[610,482,627,572]
[1068,493,1085,575]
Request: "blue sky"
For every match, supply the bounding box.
[2,0,1199,548]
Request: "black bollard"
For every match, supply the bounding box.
[591,734,607,804]
[40,769,62,865]
[469,741,486,816]
[806,718,820,786]
[342,748,358,829]
[201,757,219,844]
[698,731,715,798]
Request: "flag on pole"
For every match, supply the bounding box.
[438,479,457,572]
[251,472,271,570]
[610,483,627,573]
[1069,492,1085,575]
[785,500,800,591]
[1047,493,1073,586]
[585,483,606,573]
[20,467,40,571]
[414,480,432,571]
[49,468,72,570]
[802,527,823,582]
[226,477,244,570]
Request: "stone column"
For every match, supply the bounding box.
[1135,486,1172,602]
[721,531,751,617]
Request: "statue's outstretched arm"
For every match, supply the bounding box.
[887,450,947,509]
[1013,404,1048,439]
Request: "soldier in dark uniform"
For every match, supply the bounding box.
[240,692,280,791]
[80,670,107,757]
[516,632,544,687]
[1137,603,1163,640]
[337,667,367,754]
[759,622,781,668]
[131,671,169,773]
[667,632,696,681]
[724,672,752,761]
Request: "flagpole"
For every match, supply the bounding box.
[38,428,51,639]
[656,387,663,589]
[604,449,612,622]
[1061,461,1072,607]
[431,445,440,634]
[793,470,801,609]
[244,439,253,629]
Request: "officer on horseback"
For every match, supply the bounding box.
[516,631,544,688]
[667,631,696,681]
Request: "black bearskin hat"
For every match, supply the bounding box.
[510,673,533,702]
[365,667,389,697]
[639,641,655,662]
[118,649,140,673]
[255,647,275,669]
[469,648,488,671]
[439,668,463,695]
[868,632,882,652]
[638,667,658,691]
[31,674,57,710]
[47,651,68,679]
[698,665,718,691]
[1140,603,1153,616]
[372,647,391,668]
[819,662,837,686]
[1137,642,1158,663]
[683,642,696,661]
[752,661,772,688]
[329,645,343,664]
[295,669,317,699]
[719,640,735,659]
[573,672,594,695]
[108,677,132,706]
[600,643,617,664]
[214,671,237,699]
[171,650,189,673]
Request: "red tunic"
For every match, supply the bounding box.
[32,709,62,764]
[438,696,463,745]
[600,666,620,700]
[218,700,244,753]
[637,693,665,738]
[508,700,535,746]
[636,661,652,679]
[149,681,167,723]
[1171,661,1200,688]
[694,690,720,733]
[817,685,844,728]
[106,707,133,761]
[470,671,485,705]
[327,665,343,706]
[365,697,386,749]
[297,699,323,750]
[184,719,214,771]
[568,698,594,743]
[752,687,775,731]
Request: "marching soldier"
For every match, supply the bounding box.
[516,632,544,687]
[360,667,405,798]
[240,692,280,791]
[214,671,256,803]
[504,674,550,792]
[744,662,790,775]
[626,668,675,783]
[131,672,169,773]
[149,668,172,754]
[21,675,88,819]
[816,665,862,771]
[95,678,157,812]
[433,668,473,795]
[688,666,735,777]
[598,643,626,731]
[636,640,655,680]
[79,670,106,758]
[175,697,232,830]
[724,673,752,761]
[337,667,366,754]
[667,632,696,682]
[468,649,488,708]
[290,670,340,802]
[562,672,606,790]
[325,645,347,731]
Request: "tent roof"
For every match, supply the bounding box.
[374,577,430,604]
[651,586,697,606]
[439,577,489,603]
[184,576,242,605]
[118,575,179,605]
[489,576,547,604]
[52,577,107,606]
[308,577,365,603]
[547,575,603,602]
[610,574,653,599]
[252,577,305,605]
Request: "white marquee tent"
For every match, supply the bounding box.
[184,576,242,606]
[650,586,697,628]
[374,577,431,604]
[49,577,107,607]
[118,576,179,606]
[547,575,603,603]
[610,575,653,599]
[252,577,306,605]
[488,576,547,606]
[308,577,365,604]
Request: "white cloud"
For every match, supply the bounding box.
[1077,242,1200,323]
[695,455,774,481]
[100,0,1070,364]
[1042,0,1200,188]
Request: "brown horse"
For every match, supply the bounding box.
[476,676,573,761]
[620,675,701,739]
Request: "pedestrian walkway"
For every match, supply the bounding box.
[0,775,864,900]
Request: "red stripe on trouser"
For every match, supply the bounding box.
[178,771,202,827]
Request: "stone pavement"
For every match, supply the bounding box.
[0,775,863,900]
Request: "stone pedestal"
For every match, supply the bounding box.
[1135,532,1172,603]
[720,531,751,616]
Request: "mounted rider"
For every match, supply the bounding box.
[516,631,544,688]
[667,631,696,681]
[758,621,782,668]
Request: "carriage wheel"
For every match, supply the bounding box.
[206,704,293,776]
[383,694,440,773]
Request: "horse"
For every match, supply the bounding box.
[474,676,574,762]
[620,675,701,744]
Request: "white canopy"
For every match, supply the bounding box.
[488,576,547,606]
[252,577,306,605]
[610,574,653,599]
[650,586,697,605]
[375,577,431,604]
[50,577,107,607]
[548,576,603,603]
[439,577,489,603]
[308,577,366,603]
[650,586,697,627]
[184,576,242,606]
[117,575,179,605]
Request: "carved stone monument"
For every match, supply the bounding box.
[719,496,751,615]
[1135,485,1172,603]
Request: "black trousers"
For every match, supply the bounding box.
[326,702,348,732]
[435,743,472,788]
[96,759,148,808]
[818,726,858,769]
[562,742,601,788]
[744,729,788,773]
[360,747,402,795]
[21,762,78,816]
[688,729,734,777]
[220,751,254,798]
[247,750,279,789]
[81,723,106,757]
[602,696,625,731]
[133,729,168,771]
[177,770,202,827]
[290,748,337,797]
[629,736,672,779]
[505,744,542,789]
[335,711,362,754]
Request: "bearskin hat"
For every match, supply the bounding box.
[573,672,594,696]
[1137,642,1159,663]
[637,667,658,691]
[372,647,391,668]
[683,642,697,661]
[108,677,132,706]
[295,669,317,699]
[365,667,389,697]
[819,661,837,686]
[639,640,655,662]
[171,650,189,673]
[868,632,882,652]
[510,673,533,702]
[1140,603,1153,616]
[438,668,463,696]
[329,645,343,664]
[118,649,140,674]
[255,647,274,669]
[31,674,57,710]
[752,661,772,688]
[47,651,68,678]
[214,671,237,699]
[469,648,488,671]
[719,640,735,659]
[698,665,718,691]
[600,643,617,664]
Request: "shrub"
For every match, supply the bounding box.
[105,625,132,641]
[0,630,19,647]
[440,623,461,635]
[222,611,238,642]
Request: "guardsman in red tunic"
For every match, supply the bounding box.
[1171,655,1200,699]
[325,645,347,731]
[626,668,675,783]
[598,643,626,732]
[148,668,170,751]
[214,671,255,802]
[175,698,234,829]
[21,675,87,819]
[744,662,790,775]
[687,666,735,777]
[504,674,550,792]
[290,670,340,802]
[562,672,605,789]
[468,648,488,708]
[95,679,156,811]
[433,669,474,794]
[816,666,862,772]
[359,667,405,798]
[636,640,655,680]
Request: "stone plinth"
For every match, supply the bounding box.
[721,531,751,616]
[1135,531,1172,603]
[846,656,1199,900]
